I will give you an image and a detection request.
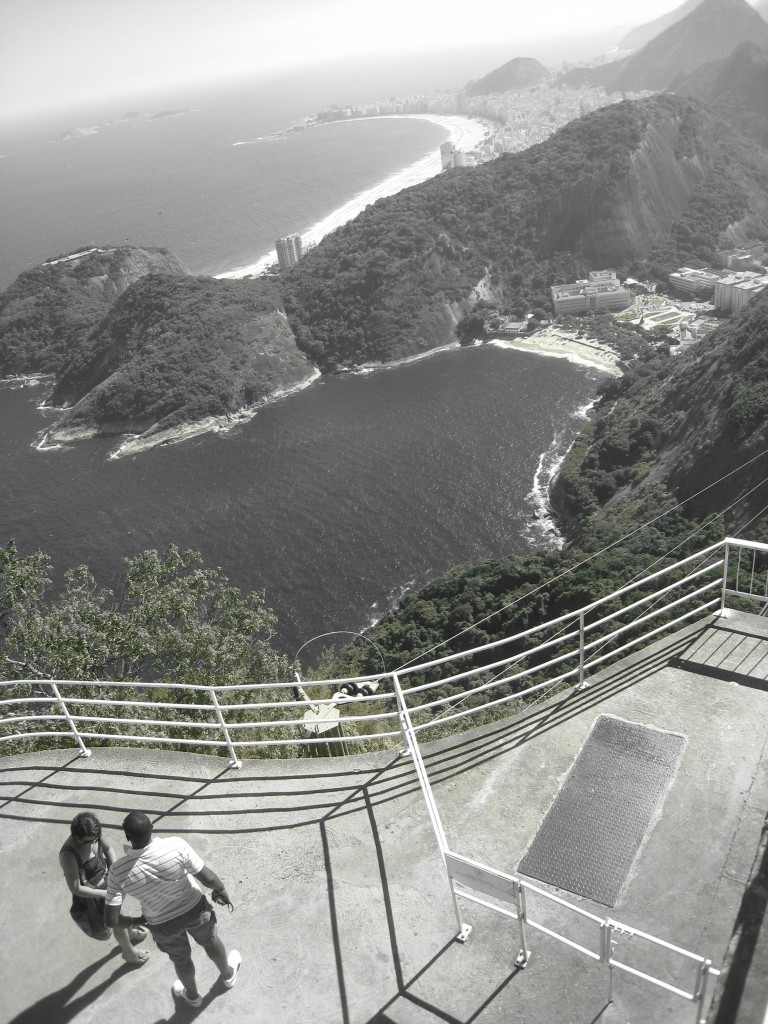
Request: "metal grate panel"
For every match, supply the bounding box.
[518,714,685,906]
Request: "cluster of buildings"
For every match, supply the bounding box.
[314,80,648,171]
[275,233,304,272]
[550,270,632,316]
[669,243,768,314]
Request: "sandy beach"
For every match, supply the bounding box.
[216,114,494,280]
[488,328,622,377]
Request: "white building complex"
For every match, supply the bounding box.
[714,270,768,314]
[551,270,631,315]
[275,233,303,271]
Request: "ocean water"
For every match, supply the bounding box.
[1,72,607,664]
[0,349,600,661]
[0,80,447,290]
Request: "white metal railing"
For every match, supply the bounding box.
[4,536,763,1017]
[444,852,718,1022]
[1,537,765,762]
[391,669,721,1023]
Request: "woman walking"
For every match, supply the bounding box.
[60,811,149,965]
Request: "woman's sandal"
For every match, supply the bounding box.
[122,948,150,966]
[127,926,148,944]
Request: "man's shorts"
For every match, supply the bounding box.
[147,895,218,964]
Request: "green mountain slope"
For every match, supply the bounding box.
[562,0,768,94]
[552,291,768,540]
[671,41,768,148]
[45,275,315,449]
[281,94,768,369]
[0,245,188,376]
[465,57,549,96]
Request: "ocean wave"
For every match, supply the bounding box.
[524,400,596,550]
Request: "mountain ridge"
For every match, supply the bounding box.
[561,0,768,94]
[465,57,549,96]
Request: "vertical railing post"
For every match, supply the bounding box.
[49,681,91,758]
[208,687,242,769]
[600,919,615,1004]
[720,540,731,616]
[693,959,712,1024]
[392,670,471,942]
[577,610,587,689]
[512,880,531,967]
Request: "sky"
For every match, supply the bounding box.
[0,0,749,121]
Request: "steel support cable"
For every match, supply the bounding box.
[392,452,768,675]
[403,477,768,730]
[580,478,768,668]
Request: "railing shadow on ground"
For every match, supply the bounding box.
[0,621,710,840]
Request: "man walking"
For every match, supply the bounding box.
[105,811,241,1007]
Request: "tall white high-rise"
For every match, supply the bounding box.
[275,233,303,271]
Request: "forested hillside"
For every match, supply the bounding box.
[0,245,188,376]
[45,275,316,446]
[552,290,768,540]
[280,95,768,369]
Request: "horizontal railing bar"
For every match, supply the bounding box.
[411,669,579,733]
[404,646,580,713]
[392,542,726,679]
[525,918,602,961]
[723,588,768,604]
[610,923,719,963]
[581,580,721,656]
[398,631,579,697]
[727,536,768,554]
[608,958,696,1000]
[581,601,720,675]
[580,562,721,636]
[454,888,520,921]
[518,879,607,923]
[0,727,402,749]
[408,587,718,721]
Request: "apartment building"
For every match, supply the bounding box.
[551,270,632,315]
[714,271,768,314]
[669,267,723,294]
[275,233,303,271]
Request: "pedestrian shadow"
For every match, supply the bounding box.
[7,947,142,1024]
[148,975,235,1023]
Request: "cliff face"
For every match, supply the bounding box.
[537,102,719,264]
[0,245,189,376]
[46,275,316,450]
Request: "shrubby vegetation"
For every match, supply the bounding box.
[0,543,296,758]
[552,291,768,536]
[48,274,312,437]
[0,246,185,377]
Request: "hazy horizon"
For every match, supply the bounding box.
[2,0,750,125]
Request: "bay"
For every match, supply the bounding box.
[0,346,600,662]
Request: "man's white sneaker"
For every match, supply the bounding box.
[223,949,242,990]
[171,981,203,1007]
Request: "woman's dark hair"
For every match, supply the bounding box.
[70,812,102,840]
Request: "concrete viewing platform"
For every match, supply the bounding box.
[2,613,768,1024]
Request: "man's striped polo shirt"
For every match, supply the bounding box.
[106,836,205,925]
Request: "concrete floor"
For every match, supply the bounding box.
[1,613,767,1024]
